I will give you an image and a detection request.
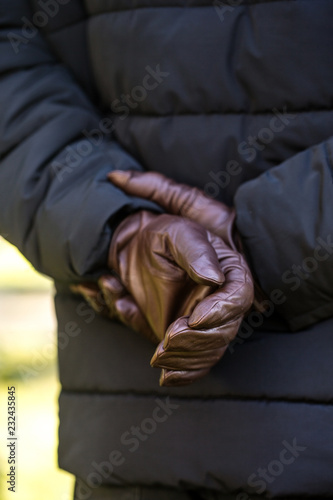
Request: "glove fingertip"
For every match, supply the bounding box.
[98,275,125,295]
[188,302,216,328]
[159,369,182,387]
[108,170,133,186]
[150,343,165,367]
[190,265,225,286]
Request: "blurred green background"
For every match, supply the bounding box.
[0,236,74,500]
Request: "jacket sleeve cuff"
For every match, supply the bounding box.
[234,138,333,331]
[32,141,163,283]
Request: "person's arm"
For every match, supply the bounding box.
[0,0,159,282]
[234,138,333,330]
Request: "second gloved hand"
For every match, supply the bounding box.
[107,171,255,386]
[73,207,254,386]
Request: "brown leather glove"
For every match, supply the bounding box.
[70,275,158,343]
[108,170,236,247]
[108,209,226,343]
[106,171,255,386]
[73,171,255,386]
[73,202,253,384]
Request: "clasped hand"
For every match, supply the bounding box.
[72,171,254,386]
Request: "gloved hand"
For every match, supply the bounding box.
[71,202,254,385]
[105,171,255,386]
[72,209,229,346]
[72,171,255,386]
[107,209,226,343]
[108,170,236,248]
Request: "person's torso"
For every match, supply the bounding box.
[34,2,333,494]
[37,0,333,204]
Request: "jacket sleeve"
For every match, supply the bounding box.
[234,138,333,331]
[0,0,160,283]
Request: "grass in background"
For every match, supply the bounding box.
[0,237,74,500]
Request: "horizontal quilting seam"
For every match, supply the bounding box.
[60,389,333,405]
[87,0,321,17]
[109,107,333,118]
[42,17,87,36]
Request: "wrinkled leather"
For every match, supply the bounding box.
[73,171,255,386]
[108,210,226,343]
[110,169,266,312]
[106,171,255,386]
[70,275,158,343]
[108,170,265,310]
[108,170,237,249]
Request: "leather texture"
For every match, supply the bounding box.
[108,170,239,248]
[112,208,254,386]
[73,194,254,386]
[75,171,254,386]
[107,169,269,318]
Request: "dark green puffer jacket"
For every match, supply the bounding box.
[1,0,333,497]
